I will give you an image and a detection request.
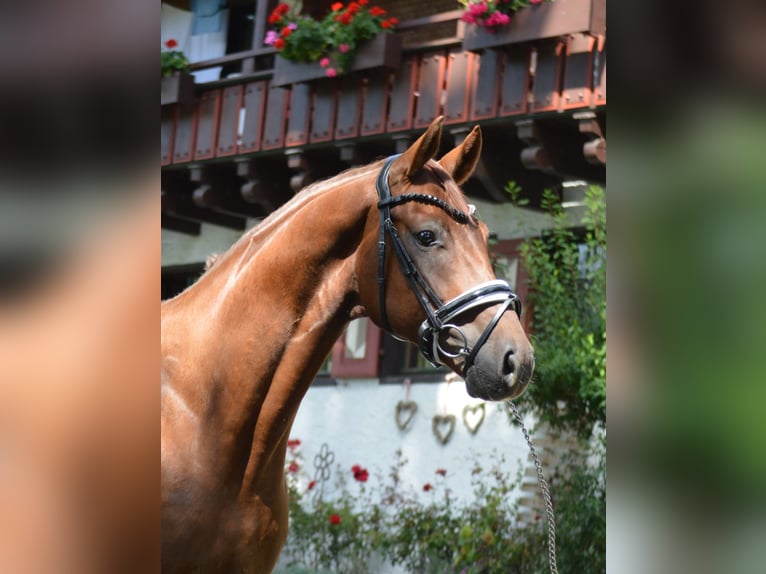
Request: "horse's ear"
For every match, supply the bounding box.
[392,116,444,179]
[439,125,482,185]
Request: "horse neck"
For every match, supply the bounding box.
[164,169,378,483]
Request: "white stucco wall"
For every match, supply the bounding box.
[285,376,536,508]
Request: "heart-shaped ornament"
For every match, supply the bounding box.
[432,414,456,445]
[462,403,486,435]
[395,400,418,431]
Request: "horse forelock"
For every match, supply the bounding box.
[419,161,478,226]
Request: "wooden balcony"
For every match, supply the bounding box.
[161,2,605,234]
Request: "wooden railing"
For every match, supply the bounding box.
[161,5,605,168]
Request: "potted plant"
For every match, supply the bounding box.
[161,38,195,106]
[460,0,605,52]
[267,1,402,87]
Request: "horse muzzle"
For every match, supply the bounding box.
[464,343,535,401]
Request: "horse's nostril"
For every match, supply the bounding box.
[502,349,516,377]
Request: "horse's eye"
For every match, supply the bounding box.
[415,230,437,247]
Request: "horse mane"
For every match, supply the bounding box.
[424,161,474,217]
[204,253,220,271]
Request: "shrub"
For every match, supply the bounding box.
[277,444,605,573]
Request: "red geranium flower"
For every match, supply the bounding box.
[331,2,344,11]
[308,480,317,490]
[335,11,353,25]
[164,38,178,49]
[435,468,447,476]
[359,0,368,5]
[329,513,342,525]
[369,6,386,16]
[423,483,433,492]
[281,26,293,38]
[288,461,299,473]
[351,464,369,482]
[274,38,285,50]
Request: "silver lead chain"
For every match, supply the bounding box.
[507,401,559,574]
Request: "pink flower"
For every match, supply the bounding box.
[530,0,543,3]
[325,67,337,78]
[338,43,350,53]
[319,57,330,68]
[264,30,278,46]
[486,11,510,28]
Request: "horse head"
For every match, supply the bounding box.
[357,117,534,401]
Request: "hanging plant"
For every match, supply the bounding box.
[458,0,552,32]
[161,38,190,77]
[265,1,398,78]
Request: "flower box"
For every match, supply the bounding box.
[462,0,605,53]
[161,72,196,107]
[271,33,402,88]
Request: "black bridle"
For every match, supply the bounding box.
[375,155,522,370]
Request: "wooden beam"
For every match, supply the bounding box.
[162,189,246,230]
[161,213,201,235]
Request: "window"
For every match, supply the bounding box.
[380,333,447,382]
[221,1,256,77]
[329,318,382,378]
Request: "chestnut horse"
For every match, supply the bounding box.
[161,117,534,573]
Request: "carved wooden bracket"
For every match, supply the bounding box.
[515,119,557,175]
[284,149,315,193]
[574,111,606,165]
[235,158,285,213]
[189,164,259,220]
[337,143,364,167]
